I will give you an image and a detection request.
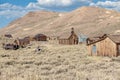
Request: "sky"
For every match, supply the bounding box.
[0,0,120,28]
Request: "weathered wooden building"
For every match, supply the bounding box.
[2,43,19,50]
[86,34,120,57]
[59,28,78,45]
[4,34,13,38]
[33,34,47,41]
[2,37,30,50]
[14,38,30,48]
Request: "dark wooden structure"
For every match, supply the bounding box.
[33,34,47,41]
[2,43,19,50]
[86,34,120,57]
[59,28,78,45]
[14,38,30,48]
[2,37,30,50]
[4,34,13,38]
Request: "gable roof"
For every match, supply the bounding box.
[108,35,120,44]
[87,34,120,45]
[59,32,78,39]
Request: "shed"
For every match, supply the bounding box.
[59,28,78,45]
[33,34,47,41]
[86,34,120,57]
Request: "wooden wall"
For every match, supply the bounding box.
[59,39,70,45]
[87,37,117,57]
[59,34,78,45]
[34,36,47,41]
[14,38,30,48]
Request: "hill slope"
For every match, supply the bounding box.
[0,6,120,37]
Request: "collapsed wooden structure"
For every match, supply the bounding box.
[59,28,78,45]
[2,37,30,50]
[2,43,19,50]
[1,33,48,50]
[86,34,120,57]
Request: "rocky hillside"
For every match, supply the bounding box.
[0,6,120,37]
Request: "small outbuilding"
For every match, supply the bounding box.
[86,34,120,57]
[33,34,47,41]
[59,28,78,45]
[2,43,19,50]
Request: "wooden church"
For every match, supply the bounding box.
[59,28,78,45]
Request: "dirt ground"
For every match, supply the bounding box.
[0,42,120,80]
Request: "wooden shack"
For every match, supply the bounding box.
[14,38,30,48]
[2,43,19,50]
[86,34,120,57]
[59,28,78,45]
[33,34,47,41]
[4,34,13,38]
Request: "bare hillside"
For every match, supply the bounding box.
[0,6,120,37]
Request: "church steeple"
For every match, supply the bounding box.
[71,27,74,34]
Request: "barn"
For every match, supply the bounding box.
[86,34,120,57]
[59,28,78,45]
[33,34,47,41]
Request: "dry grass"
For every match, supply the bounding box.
[0,42,120,80]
